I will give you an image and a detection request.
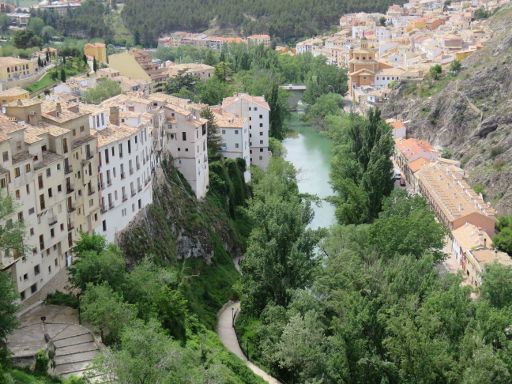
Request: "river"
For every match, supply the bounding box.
[282,112,337,229]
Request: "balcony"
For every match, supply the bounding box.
[108,202,114,210]
[88,188,95,196]
[67,204,76,213]
[64,165,73,175]
[122,194,127,202]
[67,219,74,231]
[48,216,58,226]
[129,168,134,176]
[85,151,94,160]
[66,184,74,194]
[131,189,136,197]
[138,185,142,192]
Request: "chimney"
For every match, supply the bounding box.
[109,106,120,126]
[56,103,62,117]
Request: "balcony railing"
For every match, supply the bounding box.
[48,216,58,226]
[88,188,95,196]
[66,184,74,194]
[122,194,127,202]
[86,151,94,160]
[64,165,73,175]
[131,189,136,197]
[67,204,76,213]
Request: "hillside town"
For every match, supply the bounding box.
[0,0,512,382]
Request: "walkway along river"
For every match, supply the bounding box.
[282,112,337,229]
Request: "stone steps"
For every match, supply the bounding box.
[53,333,94,348]
[55,341,98,356]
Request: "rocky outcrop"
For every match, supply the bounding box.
[382,6,512,215]
[117,160,243,266]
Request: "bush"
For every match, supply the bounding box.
[44,291,79,309]
[33,351,48,375]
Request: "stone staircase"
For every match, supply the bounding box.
[51,324,100,378]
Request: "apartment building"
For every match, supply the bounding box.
[415,161,496,237]
[148,93,209,199]
[450,223,512,286]
[0,96,101,301]
[221,93,271,170]
[394,137,439,185]
[0,114,69,301]
[211,106,251,182]
[0,57,38,90]
[84,104,153,242]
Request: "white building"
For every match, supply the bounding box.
[148,93,210,199]
[87,105,154,242]
[221,94,271,170]
[212,106,251,182]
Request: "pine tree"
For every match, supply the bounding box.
[60,68,66,83]
[93,56,98,72]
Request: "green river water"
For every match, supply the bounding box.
[282,112,337,229]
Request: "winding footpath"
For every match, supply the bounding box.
[217,301,281,384]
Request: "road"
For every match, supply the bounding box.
[217,301,282,384]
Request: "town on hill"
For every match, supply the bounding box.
[0,0,512,383]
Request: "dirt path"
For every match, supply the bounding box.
[217,301,282,384]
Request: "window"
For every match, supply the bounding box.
[2,152,8,162]
[46,168,51,177]
[39,194,45,210]
[30,228,34,236]
[259,114,263,119]
[38,175,43,189]
[260,140,263,144]
[48,188,52,198]
[222,129,226,134]
[235,143,239,149]
[260,148,264,152]
[14,168,20,178]
[119,143,123,158]
[15,190,20,199]
[182,132,187,141]
[17,212,23,222]
[28,207,34,215]
[111,147,115,156]
[128,140,131,154]
[34,265,40,275]
[50,228,55,238]
[25,164,31,173]
[30,284,37,294]
[57,185,62,193]
[234,130,239,134]
[80,125,85,132]
[23,273,28,281]
[259,123,263,128]
[102,220,107,232]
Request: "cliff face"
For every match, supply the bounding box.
[382,7,512,215]
[117,160,243,266]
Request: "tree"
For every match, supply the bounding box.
[60,68,67,83]
[493,216,512,255]
[0,14,9,34]
[0,272,18,363]
[368,190,446,261]
[480,264,512,309]
[429,64,442,80]
[41,25,55,44]
[214,61,233,82]
[80,283,137,343]
[69,234,126,291]
[200,107,222,159]
[266,82,286,139]
[331,109,394,224]
[240,158,319,314]
[83,79,122,104]
[13,30,42,49]
[27,17,45,36]
[379,16,387,26]
[305,92,343,130]
[449,60,462,75]
[90,319,202,383]
[93,56,98,72]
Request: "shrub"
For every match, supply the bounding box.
[34,350,48,375]
[45,291,79,309]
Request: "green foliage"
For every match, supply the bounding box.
[122,0,402,45]
[82,78,122,104]
[368,190,446,261]
[44,291,79,309]
[494,216,512,255]
[330,109,394,224]
[305,92,344,130]
[429,64,443,80]
[34,0,113,40]
[240,157,320,314]
[33,351,48,376]
[69,233,126,291]
[474,7,491,19]
[200,107,222,158]
[12,30,42,49]
[449,59,462,75]
[80,283,137,344]
[480,263,512,308]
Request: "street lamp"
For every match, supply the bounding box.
[231,307,235,327]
